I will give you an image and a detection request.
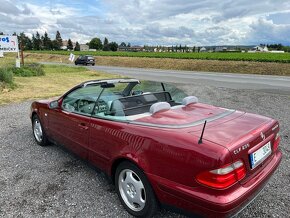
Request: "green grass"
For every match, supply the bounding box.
[0,68,13,84]
[43,64,88,73]
[0,60,116,105]
[29,50,290,63]
[12,63,45,77]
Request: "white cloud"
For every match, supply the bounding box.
[247,18,290,44]
[0,0,290,45]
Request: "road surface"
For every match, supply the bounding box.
[89,65,290,94]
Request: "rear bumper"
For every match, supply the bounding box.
[148,150,282,217]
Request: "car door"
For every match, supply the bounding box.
[89,116,129,171]
[80,56,86,64]
[87,84,131,171]
[48,84,102,159]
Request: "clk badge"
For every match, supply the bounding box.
[260,132,265,140]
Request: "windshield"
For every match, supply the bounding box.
[93,81,188,121]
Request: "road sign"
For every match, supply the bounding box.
[0,36,19,52]
[69,53,75,62]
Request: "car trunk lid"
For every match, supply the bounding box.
[189,112,279,185]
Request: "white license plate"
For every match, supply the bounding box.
[250,141,272,169]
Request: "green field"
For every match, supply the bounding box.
[29,50,290,63]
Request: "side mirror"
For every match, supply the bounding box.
[49,100,60,109]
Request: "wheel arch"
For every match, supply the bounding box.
[31,111,38,122]
[110,157,146,185]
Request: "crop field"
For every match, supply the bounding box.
[30,50,290,63]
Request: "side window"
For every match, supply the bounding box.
[62,85,102,116]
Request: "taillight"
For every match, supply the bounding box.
[273,133,281,151]
[196,160,246,189]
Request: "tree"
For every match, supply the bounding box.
[120,42,126,47]
[103,37,110,51]
[67,39,73,50]
[0,32,4,35]
[127,42,131,47]
[42,32,52,50]
[109,42,118,51]
[18,32,33,50]
[55,30,62,50]
[89,37,103,50]
[32,32,42,50]
[74,41,80,51]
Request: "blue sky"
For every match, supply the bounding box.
[1,0,290,46]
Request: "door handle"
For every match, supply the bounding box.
[78,123,89,130]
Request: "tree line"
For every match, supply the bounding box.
[0,31,125,51]
[88,37,119,51]
[15,31,74,51]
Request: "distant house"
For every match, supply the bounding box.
[61,40,76,50]
[199,47,207,52]
[61,40,68,50]
[118,46,143,52]
[248,45,274,53]
[80,44,89,51]
[215,47,228,52]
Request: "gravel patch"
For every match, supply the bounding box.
[0,83,289,217]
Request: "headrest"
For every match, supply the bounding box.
[182,96,198,106]
[150,102,171,114]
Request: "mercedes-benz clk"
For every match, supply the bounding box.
[30,79,282,217]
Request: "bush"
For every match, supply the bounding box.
[12,63,45,77]
[0,68,13,84]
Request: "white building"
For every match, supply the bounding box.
[80,44,89,51]
[199,47,207,52]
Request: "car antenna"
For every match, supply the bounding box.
[198,120,207,144]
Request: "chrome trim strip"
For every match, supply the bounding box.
[130,109,236,129]
[83,79,140,87]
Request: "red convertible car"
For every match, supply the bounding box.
[30,78,282,217]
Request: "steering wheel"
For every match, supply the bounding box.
[76,99,85,112]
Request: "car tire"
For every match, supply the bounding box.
[75,62,77,65]
[32,115,50,146]
[92,63,95,66]
[115,161,159,217]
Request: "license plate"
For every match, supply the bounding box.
[250,141,272,169]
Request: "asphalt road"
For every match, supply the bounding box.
[1,66,290,217]
[89,65,290,94]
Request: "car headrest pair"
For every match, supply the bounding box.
[150,96,198,115]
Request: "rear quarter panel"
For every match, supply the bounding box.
[108,123,232,188]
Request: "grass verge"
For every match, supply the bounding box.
[0,55,116,105]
